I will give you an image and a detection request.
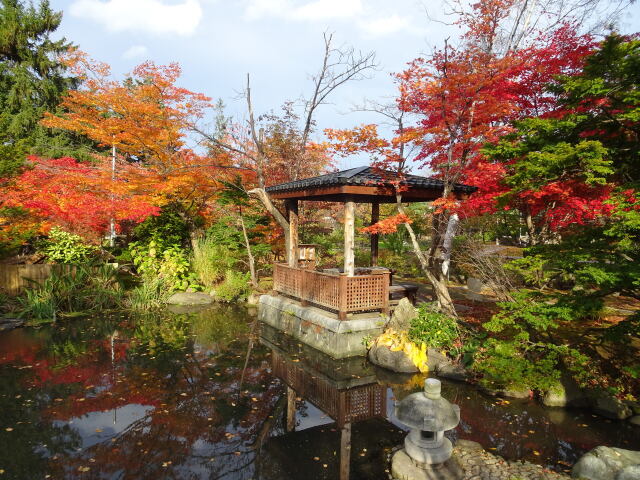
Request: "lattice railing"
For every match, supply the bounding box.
[273,264,389,319]
[271,351,387,427]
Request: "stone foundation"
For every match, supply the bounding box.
[392,440,571,480]
[257,294,386,359]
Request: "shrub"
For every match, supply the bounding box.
[38,227,97,263]
[471,291,591,391]
[408,304,460,351]
[214,270,251,302]
[129,240,199,292]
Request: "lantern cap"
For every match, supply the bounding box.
[395,378,460,432]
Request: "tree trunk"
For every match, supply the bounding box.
[238,211,258,288]
[248,187,291,263]
[396,196,457,317]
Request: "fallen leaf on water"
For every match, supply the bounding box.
[4,428,13,432]
[95,429,103,433]
[313,457,319,461]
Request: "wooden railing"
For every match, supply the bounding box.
[273,264,389,319]
[271,350,387,427]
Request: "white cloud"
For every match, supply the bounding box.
[358,14,410,36]
[70,0,203,36]
[245,0,362,21]
[122,45,149,59]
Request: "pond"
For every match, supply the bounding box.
[0,306,637,479]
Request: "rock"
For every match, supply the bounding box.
[543,375,589,408]
[480,385,531,399]
[629,416,640,426]
[391,449,465,480]
[368,342,418,373]
[166,292,214,306]
[437,363,468,381]
[455,439,483,451]
[592,395,633,420]
[0,317,25,331]
[388,298,418,332]
[247,292,260,306]
[467,277,484,293]
[427,348,450,372]
[616,465,640,480]
[572,446,640,480]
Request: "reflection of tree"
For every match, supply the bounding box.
[0,362,81,480]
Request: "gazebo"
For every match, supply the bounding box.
[258,166,476,358]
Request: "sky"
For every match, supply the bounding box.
[48,0,640,170]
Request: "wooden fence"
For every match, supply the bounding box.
[0,265,57,296]
[273,263,389,319]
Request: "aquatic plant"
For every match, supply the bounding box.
[125,276,171,311]
[17,264,124,320]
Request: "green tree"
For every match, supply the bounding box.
[0,0,90,177]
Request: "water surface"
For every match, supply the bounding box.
[0,306,637,479]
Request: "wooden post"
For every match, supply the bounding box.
[370,202,379,267]
[338,274,348,321]
[286,386,296,432]
[286,199,299,268]
[339,422,352,480]
[381,271,390,316]
[343,198,355,276]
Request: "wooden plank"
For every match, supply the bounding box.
[339,422,351,480]
[286,199,299,268]
[370,202,379,267]
[343,199,355,276]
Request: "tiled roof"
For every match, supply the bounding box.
[265,166,477,194]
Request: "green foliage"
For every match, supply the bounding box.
[213,270,251,302]
[37,227,97,264]
[472,291,591,391]
[504,255,549,288]
[17,264,123,320]
[0,0,94,176]
[191,236,239,287]
[408,303,460,351]
[128,240,199,292]
[132,205,191,247]
[126,276,171,312]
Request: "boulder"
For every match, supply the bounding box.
[591,395,633,420]
[467,276,484,293]
[388,298,418,332]
[0,317,25,331]
[166,292,214,306]
[543,375,589,408]
[616,466,640,480]
[572,446,640,480]
[368,342,418,373]
[247,292,260,306]
[629,416,640,426]
[437,363,468,381]
[427,348,450,372]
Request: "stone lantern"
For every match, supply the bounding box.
[392,378,462,480]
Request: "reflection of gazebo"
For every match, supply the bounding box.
[259,324,397,480]
[265,167,476,320]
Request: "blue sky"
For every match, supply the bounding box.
[49,0,640,169]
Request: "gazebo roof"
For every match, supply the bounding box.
[265,166,477,203]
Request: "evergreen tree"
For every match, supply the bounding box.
[0,0,90,177]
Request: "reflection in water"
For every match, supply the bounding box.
[0,306,637,479]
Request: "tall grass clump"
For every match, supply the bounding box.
[18,264,124,320]
[126,276,171,311]
[191,237,239,288]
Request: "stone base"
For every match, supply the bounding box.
[392,449,464,480]
[257,294,386,359]
[405,436,453,465]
